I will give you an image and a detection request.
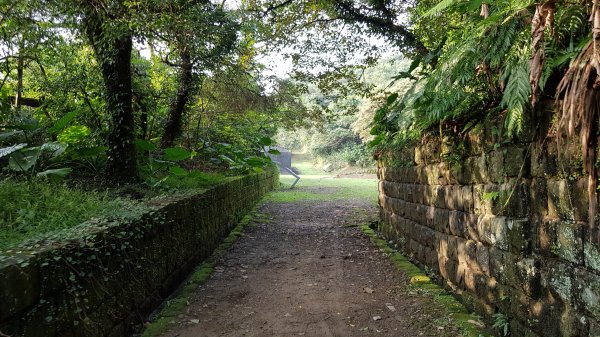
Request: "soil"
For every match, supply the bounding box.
[158,188,463,337]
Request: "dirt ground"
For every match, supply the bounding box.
[157,186,464,337]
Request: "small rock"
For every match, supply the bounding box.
[372,316,382,321]
[363,287,374,294]
[190,319,200,324]
[385,303,396,312]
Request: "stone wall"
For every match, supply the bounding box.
[0,170,278,337]
[377,119,600,337]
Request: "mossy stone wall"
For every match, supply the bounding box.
[377,120,600,337]
[0,170,278,337]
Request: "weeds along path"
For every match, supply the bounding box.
[151,175,471,337]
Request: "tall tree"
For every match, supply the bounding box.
[145,0,238,147]
[75,0,138,182]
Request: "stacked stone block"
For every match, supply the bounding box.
[378,124,600,336]
[0,170,278,337]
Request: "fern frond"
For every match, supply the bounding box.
[501,60,531,135]
[422,0,483,17]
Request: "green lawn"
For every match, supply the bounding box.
[0,180,144,250]
[270,153,379,203]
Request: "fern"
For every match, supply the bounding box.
[501,59,531,135]
[422,0,484,17]
[376,0,591,140]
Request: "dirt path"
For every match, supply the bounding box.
[157,186,463,337]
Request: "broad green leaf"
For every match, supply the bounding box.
[368,135,385,147]
[169,165,187,176]
[57,125,90,144]
[386,93,399,105]
[41,142,67,157]
[49,110,78,134]
[163,147,191,161]
[135,139,157,152]
[4,119,39,131]
[9,148,42,172]
[37,168,73,180]
[268,149,281,155]
[218,154,235,164]
[258,137,273,146]
[245,156,265,167]
[0,131,24,140]
[0,143,27,159]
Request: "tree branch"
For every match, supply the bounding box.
[332,0,428,56]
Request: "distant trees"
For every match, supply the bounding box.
[0,0,313,183]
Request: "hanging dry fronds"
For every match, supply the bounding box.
[480,3,489,18]
[530,0,556,106]
[592,0,600,74]
[556,41,600,242]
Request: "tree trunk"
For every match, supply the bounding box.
[82,4,138,183]
[15,45,24,111]
[134,93,149,140]
[161,49,194,147]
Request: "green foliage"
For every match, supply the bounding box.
[492,313,510,336]
[160,170,225,190]
[163,147,193,162]
[5,142,71,180]
[0,180,133,249]
[57,125,90,145]
[500,59,531,135]
[276,58,413,169]
[370,0,592,148]
[482,191,500,201]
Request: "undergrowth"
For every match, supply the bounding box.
[158,170,227,190]
[0,179,135,250]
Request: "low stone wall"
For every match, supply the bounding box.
[0,171,278,337]
[377,119,600,337]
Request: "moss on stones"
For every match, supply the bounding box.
[359,224,491,337]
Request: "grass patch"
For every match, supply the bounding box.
[270,153,378,203]
[156,170,226,190]
[291,159,326,176]
[140,261,214,337]
[359,224,491,337]
[0,179,136,250]
[141,209,259,337]
[268,175,378,203]
[290,152,371,176]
